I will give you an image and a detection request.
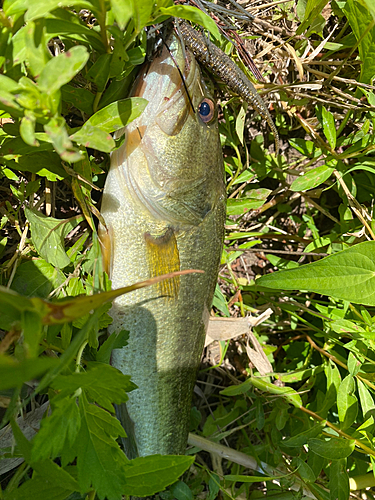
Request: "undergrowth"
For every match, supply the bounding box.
[1,1,375,499]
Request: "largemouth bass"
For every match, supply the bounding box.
[99,32,226,458]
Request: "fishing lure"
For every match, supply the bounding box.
[178,20,279,154]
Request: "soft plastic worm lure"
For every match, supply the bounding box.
[178,20,279,154]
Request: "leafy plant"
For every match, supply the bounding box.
[0,0,216,498]
[3,0,375,499]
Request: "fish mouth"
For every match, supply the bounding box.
[131,34,199,136]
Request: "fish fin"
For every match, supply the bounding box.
[98,223,113,277]
[144,227,180,299]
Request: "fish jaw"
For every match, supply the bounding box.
[108,33,224,227]
[99,33,226,458]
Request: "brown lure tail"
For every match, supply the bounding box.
[178,21,279,155]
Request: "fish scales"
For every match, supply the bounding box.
[99,33,226,458]
[178,21,279,154]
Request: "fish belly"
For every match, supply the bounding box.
[101,163,225,457]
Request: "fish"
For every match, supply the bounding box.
[99,30,226,458]
[178,21,279,155]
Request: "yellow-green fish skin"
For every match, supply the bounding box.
[99,34,225,458]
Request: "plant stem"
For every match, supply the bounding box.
[299,406,375,457]
[76,340,88,372]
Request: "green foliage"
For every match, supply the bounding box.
[0,0,215,498]
[257,241,375,305]
[3,0,375,499]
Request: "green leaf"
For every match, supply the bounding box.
[296,0,330,35]
[0,271,197,330]
[347,351,361,377]
[61,85,95,115]
[83,97,148,133]
[282,422,326,448]
[226,197,268,215]
[357,379,375,420]
[308,438,355,460]
[207,473,220,500]
[319,360,341,417]
[289,138,318,157]
[52,363,136,412]
[70,124,115,153]
[8,459,79,500]
[293,457,316,483]
[220,378,252,396]
[36,312,102,395]
[10,414,33,462]
[361,0,375,21]
[0,355,58,390]
[2,134,54,157]
[86,53,112,92]
[24,0,93,21]
[22,309,43,357]
[329,460,349,500]
[0,286,37,329]
[342,2,375,83]
[44,10,104,52]
[212,283,230,317]
[321,106,336,149]
[158,5,220,39]
[9,152,66,181]
[38,45,89,94]
[25,208,83,269]
[110,0,134,29]
[24,19,51,77]
[337,375,358,430]
[44,116,83,163]
[11,259,65,298]
[20,110,39,147]
[290,164,335,192]
[256,241,375,306]
[75,394,129,500]
[0,90,24,116]
[221,376,302,408]
[123,455,194,497]
[171,481,193,500]
[31,397,80,461]
[96,330,129,364]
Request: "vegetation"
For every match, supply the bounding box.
[1,0,375,499]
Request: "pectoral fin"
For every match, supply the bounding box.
[144,227,180,299]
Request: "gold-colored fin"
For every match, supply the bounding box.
[144,228,180,300]
[98,223,113,277]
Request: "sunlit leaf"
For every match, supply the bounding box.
[110,0,134,29]
[321,106,336,149]
[257,241,375,306]
[158,5,220,38]
[308,438,355,460]
[38,46,89,94]
[342,2,375,83]
[291,164,335,192]
[82,97,148,133]
[25,208,84,269]
[0,355,58,390]
[123,455,194,497]
[337,375,358,430]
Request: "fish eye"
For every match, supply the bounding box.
[198,98,215,123]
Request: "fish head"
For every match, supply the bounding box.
[112,32,225,226]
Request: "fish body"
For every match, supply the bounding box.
[99,33,225,458]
